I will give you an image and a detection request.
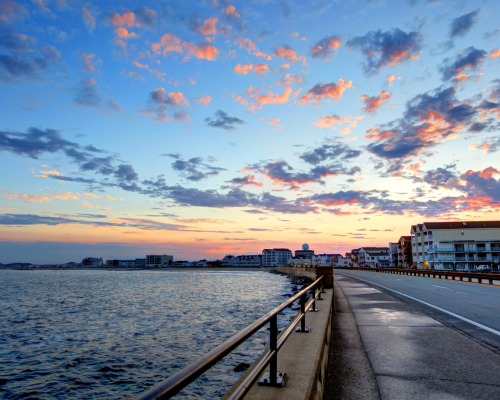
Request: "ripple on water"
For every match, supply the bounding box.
[0,270,296,399]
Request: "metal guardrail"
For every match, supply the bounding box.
[136,275,326,400]
[335,267,500,285]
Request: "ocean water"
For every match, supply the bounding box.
[0,269,299,399]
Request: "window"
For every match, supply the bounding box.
[461,230,464,235]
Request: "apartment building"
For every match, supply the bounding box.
[397,236,413,268]
[223,255,262,267]
[312,253,346,266]
[262,248,293,267]
[82,257,103,267]
[146,254,173,266]
[358,247,390,267]
[411,221,500,271]
[388,243,398,267]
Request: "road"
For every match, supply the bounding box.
[335,269,500,351]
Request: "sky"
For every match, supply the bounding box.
[1,0,500,263]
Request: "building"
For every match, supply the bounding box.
[312,253,345,266]
[287,256,311,266]
[357,247,390,267]
[82,257,103,267]
[146,254,173,267]
[397,236,413,268]
[106,259,145,267]
[234,255,262,267]
[262,248,293,267]
[350,248,360,266]
[294,243,315,259]
[412,221,500,271]
[388,242,399,267]
[222,255,236,266]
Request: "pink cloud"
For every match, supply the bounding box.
[116,27,138,39]
[152,34,182,55]
[224,5,240,18]
[273,45,306,64]
[254,64,269,74]
[198,95,212,105]
[198,17,217,35]
[234,63,253,74]
[299,77,352,105]
[250,87,293,111]
[81,53,100,72]
[81,7,95,32]
[182,42,219,60]
[360,91,392,113]
[275,73,302,86]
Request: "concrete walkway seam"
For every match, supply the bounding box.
[337,273,500,338]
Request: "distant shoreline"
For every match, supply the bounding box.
[2,267,276,272]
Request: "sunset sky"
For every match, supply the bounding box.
[1,0,500,263]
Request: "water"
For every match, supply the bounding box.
[0,269,299,399]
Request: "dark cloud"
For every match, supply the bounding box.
[142,88,190,123]
[278,1,293,20]
[310,35,340,60]
[449,9,480,38]
[421,167,459,190]
[0,44,61,81]
[0,30,36,52]
[205,110,245,130]
[483,29,500,40]
[300,143,362,165]
[439,46,487,81]
[114,164,139,182]
[346,28,422,76]
[168,155,226,181]
[366,86,478,159]
[73,78,102,107]
[77,213,108,219]
[135,7,158,28]
[225,175,262,187]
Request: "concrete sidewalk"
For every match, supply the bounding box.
[324,274,500,400]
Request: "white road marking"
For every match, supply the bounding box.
[338,273,500,338]
[431,285,449,289]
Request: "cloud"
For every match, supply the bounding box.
[450,9,480,38]
[81,7,96,33]
[346,28,422,76]
[134,7,157,28]
[142,88,190,123]
[275,73,302,86]
[225,175,263,187]
[365,86,478,159]
[254,64,269,74]
[197,17,217,35]
[73,78,101,107]
[234,63,253,74]
[360,91,391,114]
[168,155,226,181]
[81,53,100,73]
[234,37,272,60]
[245,160,360,190]
[113,164,138,182]
[126,71,144,80]
[205,110,244,130]
[310,36,341,60]
[198,95,212,105]
[0,33,62,81]
[299,143,362,165]
[273,45,306,63]
[152,33,183,55]
[314,114,363,129]
[298,77,352,105]
[182,41,219,61]
[0,1,28,23]
[439,46,487,81]
[249,87,293,111]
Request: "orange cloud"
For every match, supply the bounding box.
[273,45,306,64]
[480,143,490,154]
[364,128,394,140]
[491,49,500,58]
[224,5,240,18]
[387,75,395,83]
[116,27,138,39]
[109,11,136,28]
[234,37,272,60]
[298,77,352,105]
[360,91,392,113]
[254,64,269,74]
[249,87,293,111]
[455,73,468,82]
[234,63,253,74]
[268,118,280,126]
[152,34,182,55]
[199,17,217,35]
[182,42,219,60]
[198,95,212,105]
[314,114,362,129]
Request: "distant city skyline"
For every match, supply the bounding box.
[1,1,500,263]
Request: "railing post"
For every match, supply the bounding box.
[296,293,309,332]
[311,287,316,311]
[270,315,277,386]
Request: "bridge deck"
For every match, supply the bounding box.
[324,274,500,399]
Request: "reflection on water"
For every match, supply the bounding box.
[0,270,296,399]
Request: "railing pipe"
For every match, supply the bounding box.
[137,275,325,400]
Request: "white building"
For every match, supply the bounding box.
[358,247,390,267]
[262,248,293,267]
[146,254,173,267]
[222,255,236,266]
[234,255,262,267]
[412,221,500,271]
[311,254,345,266]
[388,242,399,267]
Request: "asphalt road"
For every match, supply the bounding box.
[335,269,500,352]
